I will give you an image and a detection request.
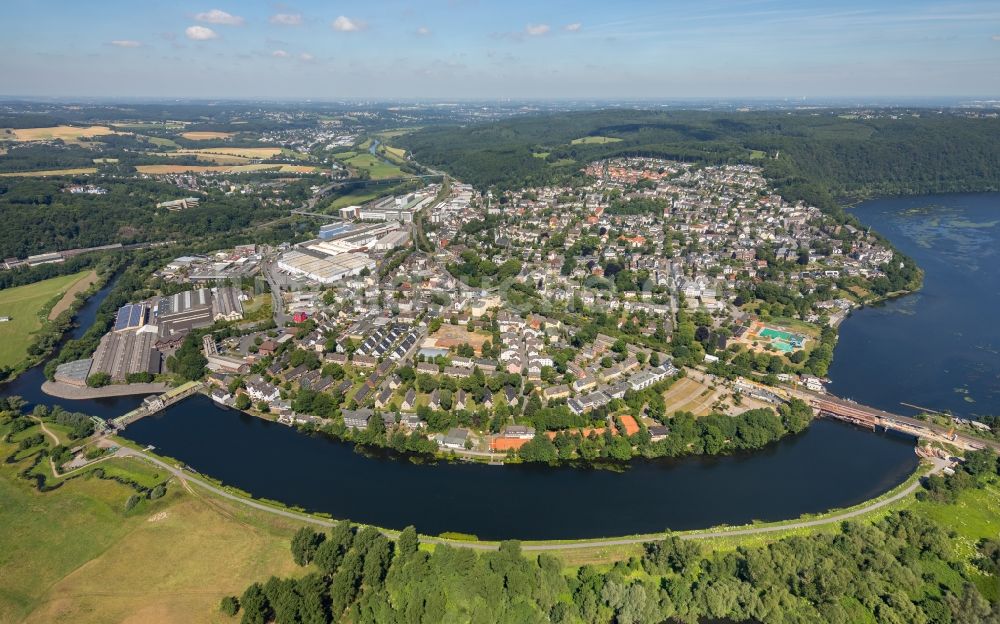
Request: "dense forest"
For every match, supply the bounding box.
[395,110,1000,210]
[0,177,301,258]
[226,451,1000,624]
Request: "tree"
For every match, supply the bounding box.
[234,394,251,410]
[397,525,419,559]
[86,372,111,387]
[963,449,997,477]
[220,595,240,617]
[239,582,271,624]
[291,527,326,566]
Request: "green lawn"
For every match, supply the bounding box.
[0,271,91,370]
[570,136,623,145]
[145,136,181,149]
[341,153,406,179]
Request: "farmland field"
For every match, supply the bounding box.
[136,164,317,174]
[570,136,623,145]
[156,147,284,165]
[0,168,98,177]
[185,147,283,159]
[0,271,91,370]
[179,131,235,141]
[10,125,118,144]
[145,136,181,149]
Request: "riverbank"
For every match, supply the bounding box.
[109,439,942,550]
[41,380,169,400]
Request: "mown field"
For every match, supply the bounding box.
[0,271,91,370]
[0,423,302,624]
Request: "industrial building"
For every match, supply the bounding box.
[358,193,433,223]
[211,287,245,321]
[156,288,213,338]
[308,222,400,254]
[156,197,200,211]
[113,303,148,332]
[371,230,410,251]
[88,327,161,382]
[277,249,375,285]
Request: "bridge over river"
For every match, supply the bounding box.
[791,388,998,452]
[110,381,203,430]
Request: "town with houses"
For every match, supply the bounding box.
[45,156,903,462]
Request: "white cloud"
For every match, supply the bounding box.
[332,16,366,32]
[185,25,219,41]
[525,23,550,36]
[992,34,1000,41]
[416,26,431,36]
[195,9,244,26]
[299,52,314,62]
[564,22,582,32]
[272,49,290,58]
[270,13,303,26]
[110,40,141,48]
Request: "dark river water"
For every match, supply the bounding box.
[14,193,996,539]
[829,193,1000,418]
[123,394,917,540]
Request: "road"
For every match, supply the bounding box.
[116,446,947,551]
[261,259,289,326]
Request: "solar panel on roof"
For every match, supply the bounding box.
[114,304,133,331]
[129,304,143,327]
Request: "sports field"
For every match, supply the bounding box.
[0,271,91,370]
[757,326,805,352]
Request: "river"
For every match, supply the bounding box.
[12,193,995,540]
[829,192,1000,418]
[122,394,916,540]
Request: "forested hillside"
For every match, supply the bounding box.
[396,110,1000,207]
[0,177,314,258]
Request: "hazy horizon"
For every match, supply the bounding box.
[3,0,999,100]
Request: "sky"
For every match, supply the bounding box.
[1,0,999,100]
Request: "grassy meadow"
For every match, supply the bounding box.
[0,271,91,370]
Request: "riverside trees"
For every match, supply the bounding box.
[228,508,997,624]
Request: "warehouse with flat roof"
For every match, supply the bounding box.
[89,327,161,382]
[277,249,375,285]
